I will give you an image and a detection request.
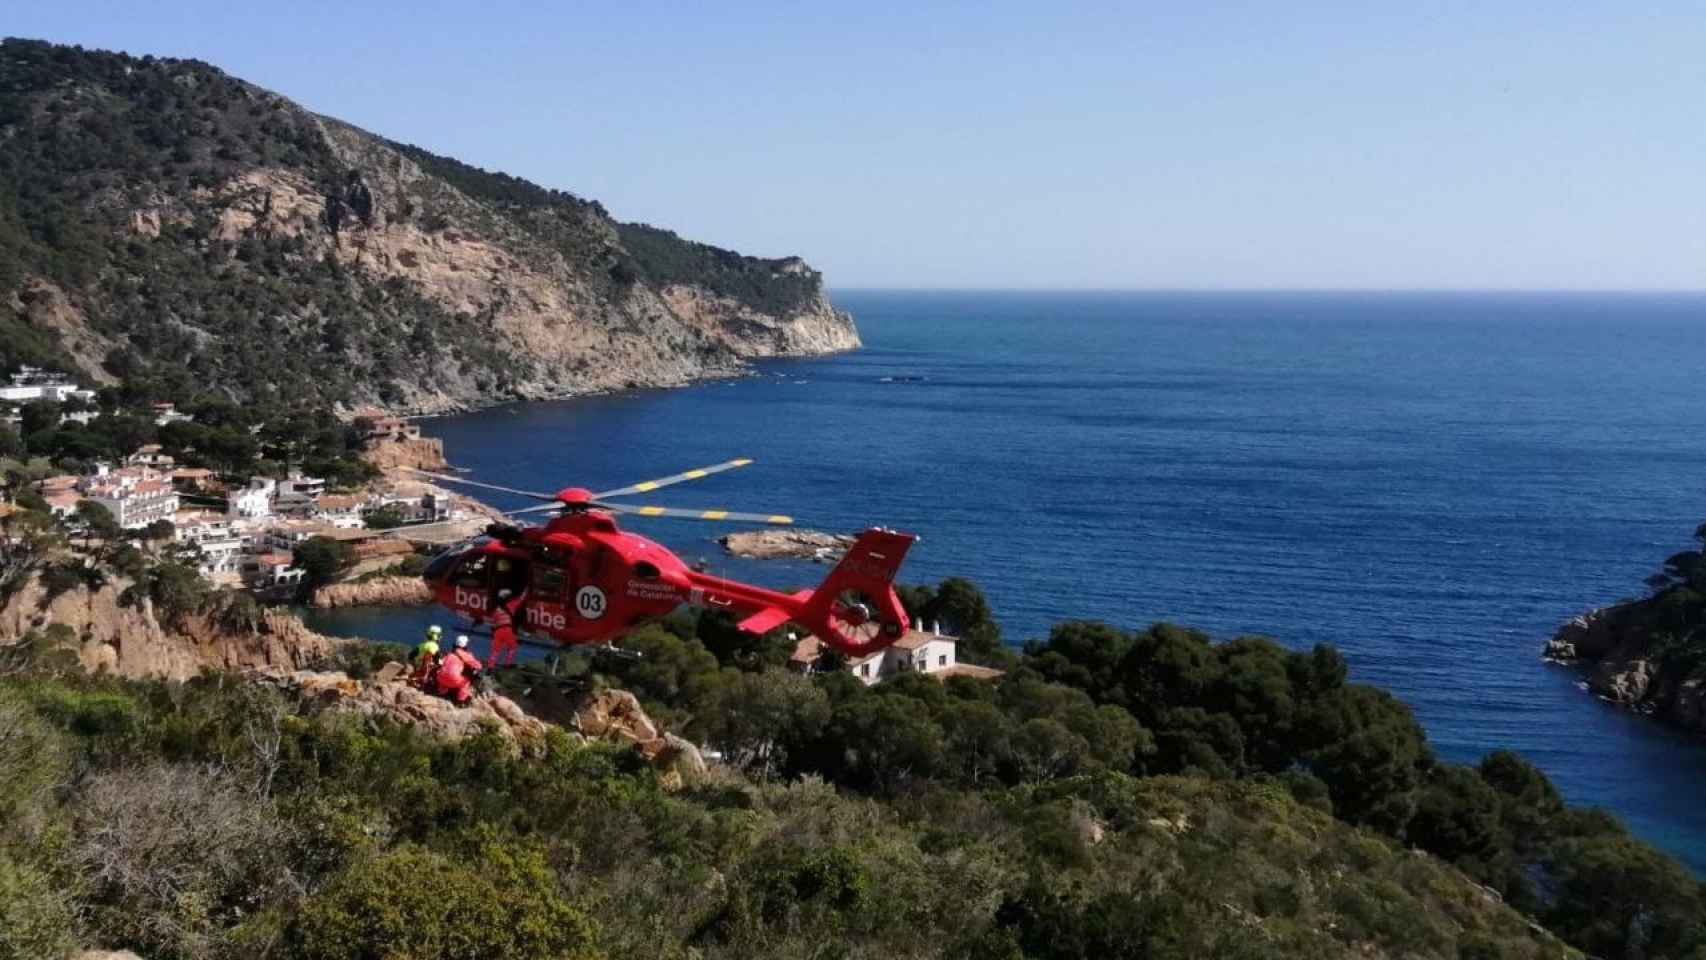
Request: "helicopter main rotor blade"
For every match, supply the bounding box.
[593,500,793,525]
[405,468,557,503]
[591,458,754,500]
[505,503,562,517]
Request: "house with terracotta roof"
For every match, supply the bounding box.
[313,494,365,528]
[127,444,175,469]
[361,416,420,444]
[168,468,215,492]
[240,551,302,590]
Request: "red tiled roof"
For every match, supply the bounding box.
[893,629,954,651]
[788,635,823,664]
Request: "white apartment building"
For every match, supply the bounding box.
[0,366,97,404]
[175,513,245,583]
[81,468,179,530]
[227,477,275,520]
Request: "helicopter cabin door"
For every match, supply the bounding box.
[524,545,575,637]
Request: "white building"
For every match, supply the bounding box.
[81,467,178,530]
[241,551,303,590]
[175,512,245,583]
[227,477,275,520]
[313,494,365,528]
[791,623,1005,685]
[0,366,97,404]
[152,402,192,426]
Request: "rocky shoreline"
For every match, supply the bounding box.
[1546,602,1706,735]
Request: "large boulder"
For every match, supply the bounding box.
[573,689,660,746]
[573,690,707,789]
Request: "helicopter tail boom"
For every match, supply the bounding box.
[796,528,917,656]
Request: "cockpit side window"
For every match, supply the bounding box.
[454,554,489,588]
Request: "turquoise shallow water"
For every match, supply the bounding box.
[307,290,1706,872]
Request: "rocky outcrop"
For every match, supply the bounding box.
[258,668,706,786]
[311,575,433,609]
[573,689,707,788]
[0,575,344,680]
[260,664,550,743]
[1546,602,1706,735]
[720,529,854,562]
[662,280,860,357]
[361,436,449,471]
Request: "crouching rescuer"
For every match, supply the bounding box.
[434,635,481,706]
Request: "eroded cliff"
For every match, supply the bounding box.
[0,40,858,414]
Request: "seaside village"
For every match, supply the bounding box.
[1,364,1001,691]
[1,365,482,597]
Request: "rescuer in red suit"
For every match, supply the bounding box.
[486,588,522,669]
[434,644,474,706]
[447,634,483,678]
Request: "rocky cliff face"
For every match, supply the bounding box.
[311,575,432,609]
[1546,603,1706,735]
[360,435,450,471]
[0,574,345,680]
[0,40,858,414]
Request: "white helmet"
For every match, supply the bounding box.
[455,635,470,649]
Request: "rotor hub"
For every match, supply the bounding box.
[554,487,594,506]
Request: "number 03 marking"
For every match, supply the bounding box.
[575,586,607,620]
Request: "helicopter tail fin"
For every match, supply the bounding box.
[798,528,917,657]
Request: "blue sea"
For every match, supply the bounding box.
[308,291,1706,873]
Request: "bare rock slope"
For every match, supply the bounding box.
[0,40,858,414]
[0,574,342,680]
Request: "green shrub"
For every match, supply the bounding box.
[0,693,67,829]
[0,855,75,960]
[284,840,600,960]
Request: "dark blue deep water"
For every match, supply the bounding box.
[309,291,1706,872]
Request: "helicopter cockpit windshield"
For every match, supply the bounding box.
[422,537,489,584]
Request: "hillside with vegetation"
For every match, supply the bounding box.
[1547,521,1706,734]
[1,518,1702,958]
[0,38,858,415]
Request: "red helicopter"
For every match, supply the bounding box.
[409,460,916,656]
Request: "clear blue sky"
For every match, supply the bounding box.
[11,2,1706,289]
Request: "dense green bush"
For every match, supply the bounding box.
[285,839,600,960]
[0,854,75,960]
[0,587,1700,959]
